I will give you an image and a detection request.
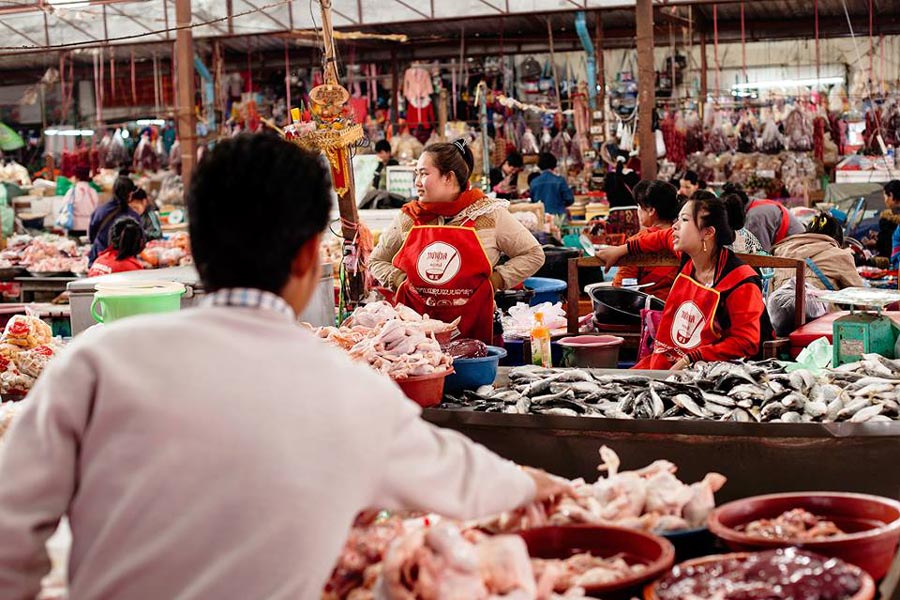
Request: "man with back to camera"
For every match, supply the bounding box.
[0,134,569,599]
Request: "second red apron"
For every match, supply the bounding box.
[635,262,756,369]
[392,222,495,343]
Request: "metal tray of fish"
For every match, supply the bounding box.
[437,356,900,430]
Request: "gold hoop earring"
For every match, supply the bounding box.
[702,241,708,253]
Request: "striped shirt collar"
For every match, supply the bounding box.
[200,288,296,320]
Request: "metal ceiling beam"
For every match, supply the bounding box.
[238,0,287,30]
[0,20,45,47]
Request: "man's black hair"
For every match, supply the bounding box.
[505,151,524,169]
[682,170,699,185]
[188,134,332,293]
[537,152,557,171]
[374,139,392,154]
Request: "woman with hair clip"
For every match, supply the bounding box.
[370,138,545,343]
[87,217,146,278]
[87,173,145,265]
[596,194,766,370]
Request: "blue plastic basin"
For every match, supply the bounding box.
[524,277,567,306]
[445,346,508,391]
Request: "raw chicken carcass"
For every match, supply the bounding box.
[682,472,728,528]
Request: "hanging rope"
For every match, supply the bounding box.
[247,38,253,95]
[130,48,137,105]
[58,53,66,121]
[284,40,292,113]
[740,2,746,83]
[814,0,820,85]
[713,4,720,97]
[109,50,115,102]
[153,52,161,113]
[868,0,873,85]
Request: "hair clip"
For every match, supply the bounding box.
[452,138,467,155]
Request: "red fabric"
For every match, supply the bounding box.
[87,249,144,278]
[401,189,485,225]
[614,227,678,300]
[633,250,764,370]
[392,220,495,343]
[406,102,435,130]
[348,97,369,124]
[749,199,791,244]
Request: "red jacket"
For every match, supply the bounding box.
[628,231,765,364]
[615,226,677,300]
[87,249,144,278]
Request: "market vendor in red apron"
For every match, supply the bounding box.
[370,139,545,343]
[596,195,766,370]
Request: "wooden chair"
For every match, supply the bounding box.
[566,253,807,359]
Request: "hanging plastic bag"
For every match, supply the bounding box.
[638,295,664,361]
[55,196,74,230]
[655,129,666,158]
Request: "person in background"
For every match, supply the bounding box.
[66,165,99,237]
[87,172,144,265]
[133,188,164,241]
[878,180,900,263]
[87,217,146,278]
[530,152,575,216]
[370,139,544,344]
[371,139,399,191]
[603,156,640,208]
[726,182,804,253]
[0,134,569,599]
[489,151,524,200]
[678,170,701,198]
[694,189,765,255]
[768,211,865,335]
[596,194,766,370]
[613,180,681,300]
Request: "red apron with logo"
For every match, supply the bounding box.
[392,222,495,343]
[635,261,756,370]
[749,199,791,245]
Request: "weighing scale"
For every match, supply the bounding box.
[819,287,900,366]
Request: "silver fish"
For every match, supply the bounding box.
[837,397,872,420]
[826,397,845,421]
[515,396,532,414]
[779,411,804,423]
[539,407,579,417]
[729,407,753,422]
[701,392,736,407]
[672,394,708,418]
[532,390,575,404]
[648,385,666,417]
[804,400,827,419]
[851,383,895,398]
[850,403,884,423]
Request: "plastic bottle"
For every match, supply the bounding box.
[530,312,552,367]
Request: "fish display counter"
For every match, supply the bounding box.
[424,363,900,504]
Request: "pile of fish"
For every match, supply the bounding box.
[442,355,900,423]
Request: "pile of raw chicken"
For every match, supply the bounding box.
[311,302,456,379]
[323,447,726,599]
[480,446,726,535]
[0,234,88,274]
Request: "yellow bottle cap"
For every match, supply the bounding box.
[290,107,301,122]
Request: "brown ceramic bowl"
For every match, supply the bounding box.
[519,525,675,597]
[643,551,875,600]
[708,492,900,580]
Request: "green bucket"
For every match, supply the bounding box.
[91,281,186,324]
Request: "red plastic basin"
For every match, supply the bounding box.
[708,492,900,580]
[392,369,453,408]
[519,525,675,596]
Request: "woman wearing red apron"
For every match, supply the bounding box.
[597,195,766,370]
[370,139,545,344]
